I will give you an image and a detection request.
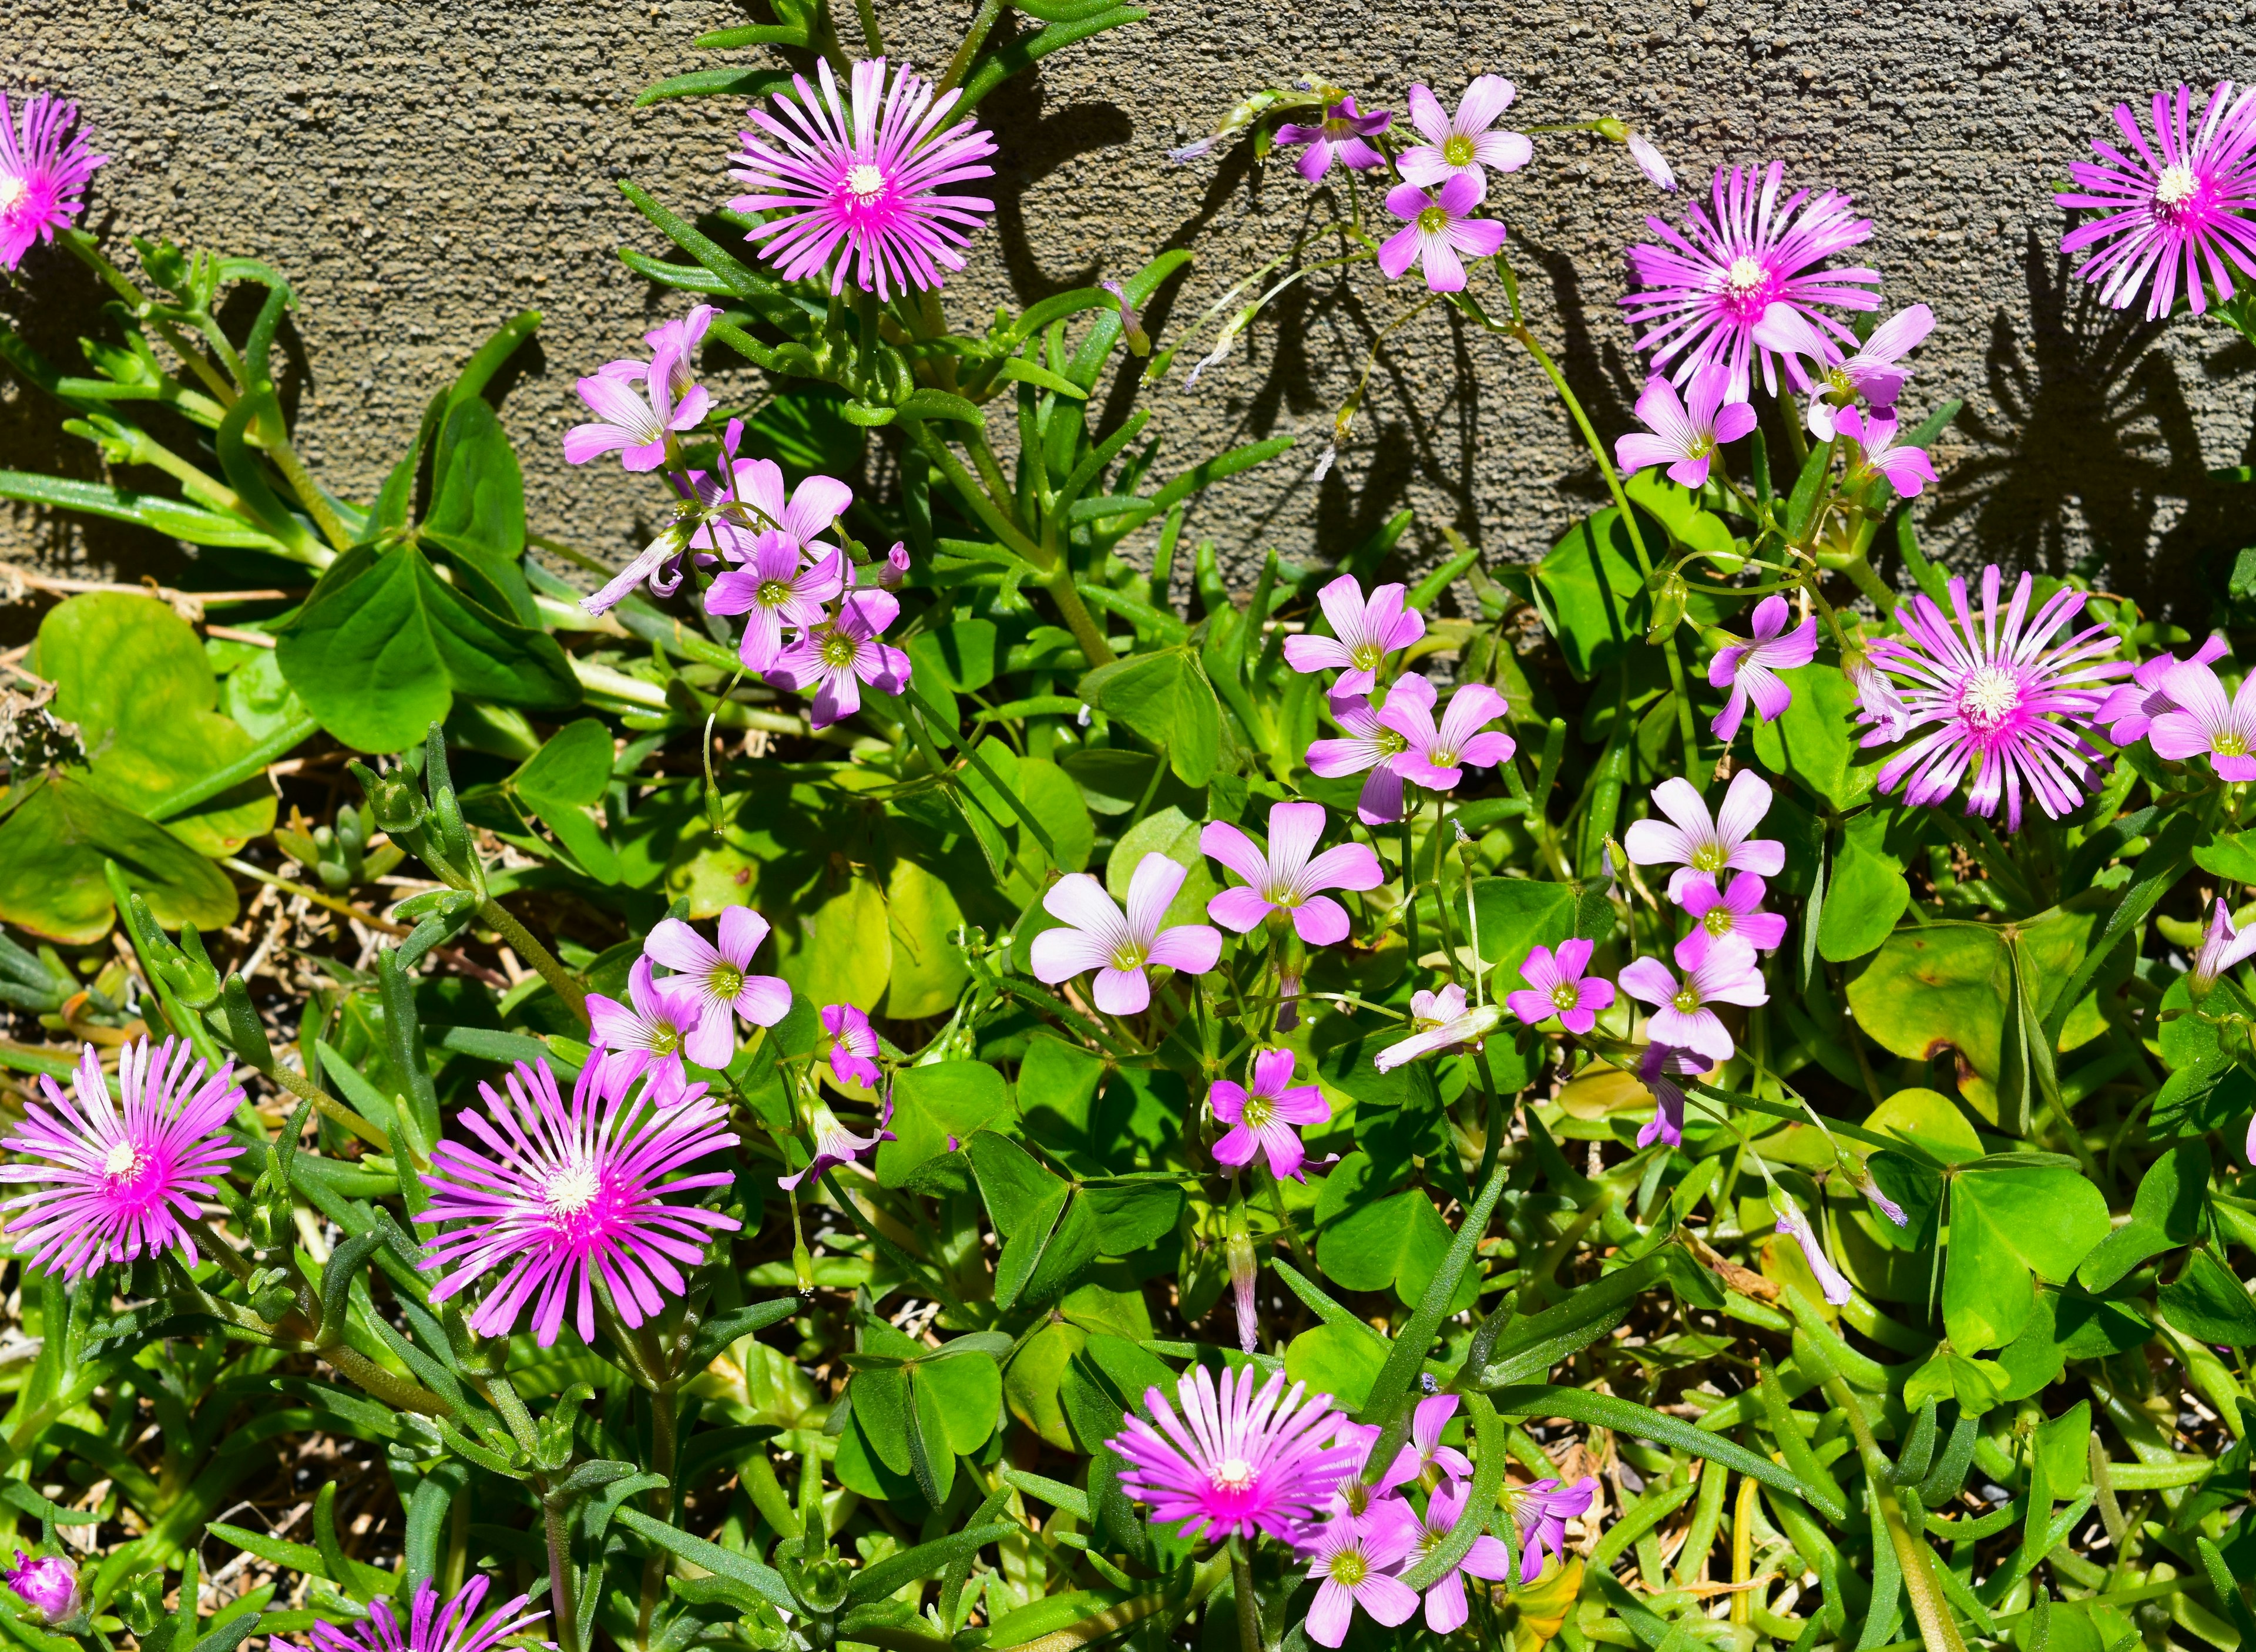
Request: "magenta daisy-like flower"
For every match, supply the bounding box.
[1497,1478,1597,1584]
[1708,594,1820,742]
[1283,576,1426,697]
[1505,939,1615,1035]
[2191,898,2256,996]
[778,1089,894,1191]
[1201,800,1384,946]
[2147,657,2256,779]
[4,1552,78,1626]
[586,958,705,1098]
[416,1057,740,1347]
[308,1577,550,1652]
[0,93,105,272]
[1614,362,1757,489]
[2100,633,2230,745]
[1622,161,1881,400]
[1107,1363,1357,1543]
[1676,872,1786,962]
[0,1038,243,1282]
[766,590,912,729]
[2056,82,2256,321]
[1379,172,1508,294]
[1834,405,1938,499]
[1275,98,1392,183]
[1302,1506,1421,1648]
[641,908,793,1068]
[1374,984,1503,1073]
[707,535,847,673]
[1398,78,1531,192]
[1377,676,1515,793]
[1208,1049,1330,1181]
[820,1004,881,1090]
[1030,852,1223,1015]
[1616,935,1767,1065]
[728,58,997,299]
[1307,687,1415,826]
[1623,771,1784,902]
[1861,566,2133,829]
[1774,1199,1851,1307]
[1409,1483,1516,1634]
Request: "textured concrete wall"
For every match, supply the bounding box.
[6,0,2255,620]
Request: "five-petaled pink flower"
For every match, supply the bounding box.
[2,1552,77,1626]
[1408,1483,1517,1634]
[1283,576,1426,696]
[1275,97,1392,183]
[587,958,706,1098]
[1708,593,1820,742]
[1301,1507,1422,1648]
[729,58,997,299]
[2148,657,2256,780]
[1378,676,1515,793]
[1616,935,1768,1064]
[0,93,105,272]
[1613,362,1757,489]
[1374,983,1502,1073]
[1201,800,1384,946]
[1860,566,2131,830]
[1498,1477,1598,1584]
[1505,939,1616,1035]
[1754,301,1935,437]
[2056,81,2256,321]
[1107,1363,1356,1542]
[707,535,847,672]
[1307,687,1415,825]
[2192,897,2256,996]
[563,357,709,474]
[820,1004,881,1090]
[1774,1199,1851,1306]
[1384,1394,1475,1488]
[1631,1042,1711,1149]
[1676,872,1787,963]
[765,590,913,729]
[1030,852,1223,1014]
[642,908,794,1068]
[1622,160,1881,400]
[0,1038,243,1282]
[1398,78,1532,192]
[714,458,855,567]
[417,1057,740,1347]
[308,1578,548,1652]
[1208,1049,1331,1181]
[2099,634,2230,746]
[1623,771,1785,903]
[1379,172,1508,294]
[778,1090,894,1191]
[1834,405,1938,499]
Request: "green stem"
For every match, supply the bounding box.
[542,1488,585,1652]
[1230,1537,1264,1652]
[937,0,1003,93]
[1038,565,1118,670]
[636,1386,682,1647]
[477,896,589,1023]
[851,0,883,56]
[1838,549,1898,613]
[1399,808,1421,970]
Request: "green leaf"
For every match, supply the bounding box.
[883,853,973,1019]
[421,397,534,623]
[1354,1161,1506,1426]
[1104,805,1218,928]
[1280,1322,1389,1412]
[1475,1252,1667,1386]
[612,1508,794,1613]
[1817,814,1909,962]
[2158,1249,2256,1347]
[957,8,1150,112]
[0,774,237,942]
[1532,506,1728,680]
[276,540,579,753]
[1943,1166,2111,1352]
[780,874,891,1012]
[634,65,795,106]
[1471,878,1576,972]
[877,1063,1015,1187]
[1486,1385,1825,1505]
[1078,648,1220,786]
[0,468,293,553]
[2079,1139,2210,1291]
[1317,1187,1464,1309]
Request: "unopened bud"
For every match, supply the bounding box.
[1224,1223,1258,1354]
[5,1552,79,1627]
[349,761,427,835]
[1644,568,1690,642]
[1099,281,1149,357]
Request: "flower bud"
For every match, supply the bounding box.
[5,1552,79,1627]
[1644,567,1689,642]
[350,761,428,835]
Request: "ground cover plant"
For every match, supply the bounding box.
[2,19,2256,1652]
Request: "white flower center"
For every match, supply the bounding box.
[1550,981,1581,1010]
[2155,163,2199,216]
[1351,642,1384,671]
[545,1161,603,1216]
[1429,744,1459,768]
[1110,940,1148,972]
[2218,731,2250,757]
[0,174,27,213]
[845,163,888,203]
[1704,906,1735,936]
[1265,881,1301,908]
[1724,255,1768,298]
[1238,1092,1276,1131]
[103,1139,143,1178]
[1691,842,1727,872]
[1958,664,2022,728]
[1210,1456,1257,1492]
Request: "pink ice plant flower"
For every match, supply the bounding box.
[1306,685,1416,825]
[820,1004,881,1089]
[2148,657,2256,779]
[2057,81,2256,321]
[729,58,997,299]
[1627,132,1676,192]
[0,1037,243,1282]
[1374,983,1503,1073]
[1774,1199,1851,1306]
[1834,405,1938,499]
[2191,898,2256,996]
[1384,1394,1475,1487]
[1409,1483,1518,1634]
[416,1057,740,1347]
[563,356,709,474]
[1860,566,2133,829]
[1632,1042,1711,1150]
[766,589,912,729]
[1505,939,1616,1035]
[642,908,793,1068]
[1677,872,1787,962]
[1379,172,1508,294]
[1209,1049,1331,1180]
[1613,362,1757,489]
[3,1553,76,1626]
[1275,97,1392,183]
[1301,1507,1422,1648]
[1498,1477,1598,1584]
[1622,160,1881,401]
[1754,301,1936,438]
[1283,575,1426,696]
[1201,800,1384,946]
[308,1577,549,1652]
[1398,78,1532,193]
[778,1089,894,1191]
[0,93,105,271]
[2099,633,2231,745]
[707,534,847,672]
[1030,852,1223,1015]
[1378,676,1515,793]
[1622,771,1785,903]
[1617,935,1768,1065]
[1708,594,1820,743]
[1107,1363,1357,1542]
[586,958,706,1098]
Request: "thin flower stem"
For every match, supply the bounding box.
[542,1489,585,1652]
[1399,809,1421,970]
[851,0,883,58]
[937,0,1003,95]
[1229,1536,1264,1652]
[1263,1169,1315,1273]
[476,897,590,1023]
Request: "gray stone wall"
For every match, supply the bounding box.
[6,0,2255,620]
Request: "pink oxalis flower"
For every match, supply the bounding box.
[1375,983,1502,1072]
[1283,575,1426,697]
[1613,362,1757,489]
[729,58,997,299]
[714,458,854,567]
[1385,1394,1475,1487]
[2099,633,2230,746]
[820,1003,881,1090]
[1107,1363,1355,1542]
[2191,898,2256,995]
[1834,405,1938,499]
[1208,1049,1331,1181]
[1754,301,1935,436]
[587,958,706,1098]
[2147,657,2256,779]
[1708,593,1820,742]
[1627,132,1676,191]
[1379,172,1508,294]
[1505,939,1616,1035]
[1397,78,1532,192]
[1378,677,1515,793]
[1301,1507,1422,1648]
[1498,1477,1599,1584]
[1631,1042,1711,1149]
[1409,1483,1517,1634]
[707,536,847,673]
[0,93,105,271]
[642,908,793,1068]
[1031,852,1223,1014]
[1275,98,1392,182]
[765,589,913,729]
[563,358,709,475]
[1306,686,1416,825]
[1616,935,1768,1065]
[1623,771,1785,903]
[1775,1199,1852,1306]
[778,1089,894,1192]
[1201,800,1384,946]
[1677,872,1787,962]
